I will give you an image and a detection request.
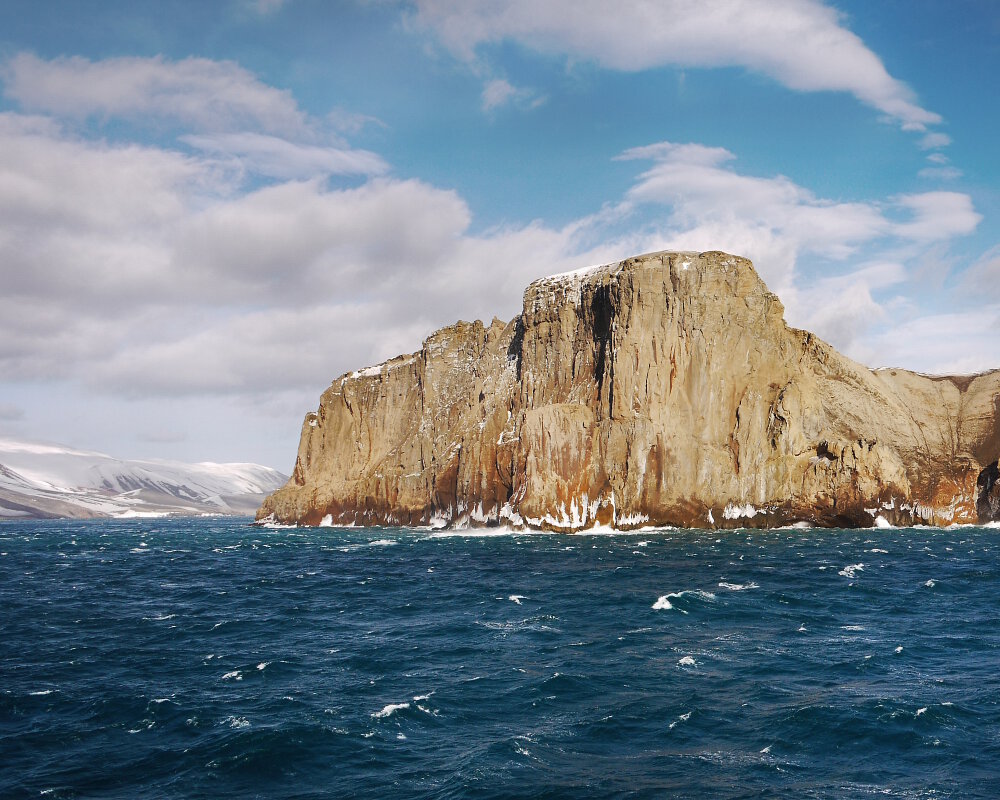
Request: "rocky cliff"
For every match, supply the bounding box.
[258,251,1000,530]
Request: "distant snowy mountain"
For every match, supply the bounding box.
[0,438,288,519]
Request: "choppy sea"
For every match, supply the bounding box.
[2,518,999,799]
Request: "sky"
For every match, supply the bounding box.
[0,0,997,471]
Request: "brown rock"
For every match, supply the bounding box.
[258,251,1000,530]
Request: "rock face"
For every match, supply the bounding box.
[258,251,1000,530]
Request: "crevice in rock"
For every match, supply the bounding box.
[976,460,1000,522]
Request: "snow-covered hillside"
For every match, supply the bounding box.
[0,438,288,519]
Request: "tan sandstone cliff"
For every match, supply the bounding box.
[258,251,1000,530]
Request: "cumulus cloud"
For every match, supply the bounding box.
[617,141,886,293]
[4,110,985,396]
[609,140,989,366]
[410,0,940,129]
[0,105,608,395]
[0,43,989,415]
[1,52,307,134]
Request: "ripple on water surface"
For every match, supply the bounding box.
[1,518,998,798]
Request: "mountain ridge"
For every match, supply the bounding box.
[0,437,288,519]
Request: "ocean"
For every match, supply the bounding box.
[2,518,998,799]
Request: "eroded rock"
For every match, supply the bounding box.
[258,251,1000,530]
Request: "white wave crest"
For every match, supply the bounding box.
[652,589,715,612]
[372,702,410,719]
[718,581,759,591]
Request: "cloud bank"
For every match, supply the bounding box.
[0,47,995,465]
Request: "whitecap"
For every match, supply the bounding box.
[256,662,269,671]
[28,689,54,696]
[894,646,904,654]
[678,656,696,666]
[226,716,250,729]
[652,589,715,612]
[924,579,936,588]
[652,595,676,611]
[669,711,693,729]
[718,581,759,591]
[221,670,242,681]
[372,702,410,719]
[916,707,927,716]
[509,594,525,605]
[838,563,864,578]
[127,720,155,734]
[426,527,521,538]
[368,539,397,546]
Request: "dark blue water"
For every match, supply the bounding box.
[2,519,999,799]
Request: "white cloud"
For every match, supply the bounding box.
[181,132,388,179]
[610,141,986,364]
[955,245,1000,302]
[616,141,888,293]
[891,192,981,242]
[0,106,605,396]
[791,260,906,350]
[411,0,940,129]
[480,78,543,111]
[2,52,307,134]
[482,78,518,110]
[859,307,1000,374]
[918,166,963,181]
[919,131,952,149]
[0,50,989,422]
[326,107,385,135]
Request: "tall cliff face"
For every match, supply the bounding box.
[259,251,1000,530]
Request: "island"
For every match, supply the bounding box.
[258,251,1000,530]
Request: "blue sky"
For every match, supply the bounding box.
[0,0,997,470]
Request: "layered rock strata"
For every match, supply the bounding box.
[258,251,1000,530]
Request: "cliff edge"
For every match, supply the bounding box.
[258,251,1000,530]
